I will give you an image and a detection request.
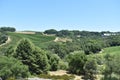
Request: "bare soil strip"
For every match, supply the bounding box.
[49,70,83,80]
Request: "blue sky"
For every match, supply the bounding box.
[0,0,120,31]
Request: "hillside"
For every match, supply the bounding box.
[0,32,55,54]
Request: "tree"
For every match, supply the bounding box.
[81,39,102,54]
[68,51,87,74]
[0,34,8,44]
[14,39,49,74]
[46,52,60,71]
[103,54,115,80]
[48,42,69,58]
[84,57,98,80]
[44,29,57,34]
[106,35,120,46]
[56,30,71,37]
[32,47,49,74]
[0,56,30,80]
[0,27,16,32]
[102,54,120,80]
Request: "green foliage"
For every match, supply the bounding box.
[44,29,58,34]
[0,34,8,44]
[79,31,101,37]
[84,57,98,80]
[14,39,49,74]
[81,39,102,54]
[0,27,16,32]
[38,74,75,80]
[68,51,87,74]
[58,60,68,70]
[56,30,72,37]
[0,56,30,80]
[4,46,15,57]
[106,35,120,46]
[102,54,120,80]
[48,42,69,58]
[46,52,60,71]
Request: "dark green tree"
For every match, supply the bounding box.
[68,51,87,74]
[46,52,60,71]
[0,27,16,32]
[44,29,57,34]
[84,57,98,80]
[14,39,49,74]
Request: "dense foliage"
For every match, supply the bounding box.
[1,28,120,80]
[14,39,49,74]
[102,54,120,80]
[67,51,87,74]
[0,56,30,80]
[46,52,60,71]
[0,33,8,45]
[44,29,58,34]
[0,27,16,32]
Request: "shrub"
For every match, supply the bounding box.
[0,56,30,80]
[68,51,87,74]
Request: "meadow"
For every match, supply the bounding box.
[101,46,120,55]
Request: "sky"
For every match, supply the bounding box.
[0,0,120,32]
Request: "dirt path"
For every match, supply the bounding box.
[0,36,11,47]
[49,70,83,80]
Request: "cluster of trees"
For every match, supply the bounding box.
[65,51,99,80]
[47,41,81,58]
[65,51,120,80]
[44,29,102,37]
[44,29,120,55]
[0,27,16,32]
[1,39,62,79]
[103,54,120,80]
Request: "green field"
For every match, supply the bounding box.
[101,46,120,55]
[0,32,55,54]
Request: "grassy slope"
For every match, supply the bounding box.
[0,32,55,54]
[8,32,55,48]
[101,46,120,55]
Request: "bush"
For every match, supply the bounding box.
[58,60,68,70]
[84,57,98,80]
[14,39,49,74]
[46,52,60,71]
[68,51,87,74]
[0,56,30,80]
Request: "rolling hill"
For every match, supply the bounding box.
[0,32,56,54]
